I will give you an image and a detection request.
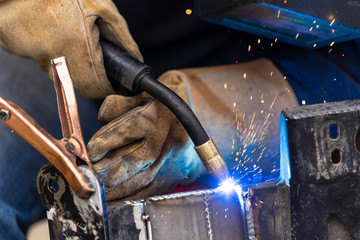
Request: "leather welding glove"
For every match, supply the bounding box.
[87,71,203,201]
[0,0,142,99]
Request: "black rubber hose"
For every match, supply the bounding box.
[101,38,209,146]
[138,74,209,146]
[101,38,152,96]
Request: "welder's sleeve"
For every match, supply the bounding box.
[87,60,299,201]
[0,0,142,99]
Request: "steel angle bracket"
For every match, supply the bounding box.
[105,182,291,240]
[247,182,291,240]
[37,164,109,240]
[107,188,248,240]
[282,99,360,239]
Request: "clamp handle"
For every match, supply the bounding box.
[0,57,95,199]
[0,97,94,198]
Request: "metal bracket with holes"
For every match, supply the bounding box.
[282,99,360,239]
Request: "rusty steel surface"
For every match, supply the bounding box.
[248,182,291,240]
[37,164,109,240]
[282,99,360,239]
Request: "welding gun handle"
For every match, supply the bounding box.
[100,38,209,146]
[100,38,230,180]
[101,38,152,96]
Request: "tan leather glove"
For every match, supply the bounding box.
[0,0,142,99]
[87,71,203,201]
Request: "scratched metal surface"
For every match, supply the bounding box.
[37,164,109,240]
[107,188,247,240]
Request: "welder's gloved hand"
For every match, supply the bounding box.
[87,71,203,201]
[0,0,142,99]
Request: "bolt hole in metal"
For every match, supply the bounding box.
[49,179,60,193]
[329,123,339,139]
[331,149,341,164]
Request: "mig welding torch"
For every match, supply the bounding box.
[100,38,230,182]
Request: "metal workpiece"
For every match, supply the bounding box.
[140,200,153,240]
[282,99,360,239]
[244,196,255,240]
[106,182,292,240]
[248,182,291,240]
[107,188,247,240]
[37,164,109,240]
[195,138,230,181]
[195,0,360,48]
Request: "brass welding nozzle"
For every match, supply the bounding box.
[195,138,230,180]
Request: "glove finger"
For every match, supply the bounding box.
[101,140,201,201]
[98,94,150,124]
[104,159,164,201]
[87,100,156,161]
[93,141,163,191]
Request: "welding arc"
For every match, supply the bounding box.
[101,38,210,146]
